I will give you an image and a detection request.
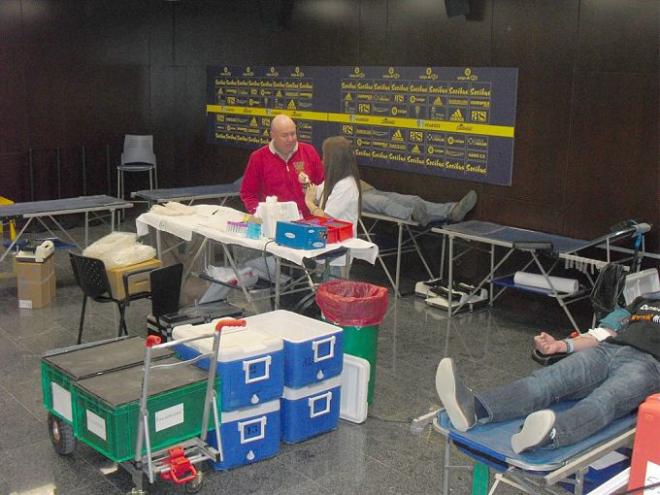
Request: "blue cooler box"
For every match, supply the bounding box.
[173,320,284,411]
[247,310,343,388]
[208,400,280,471]
[281,376,341,444]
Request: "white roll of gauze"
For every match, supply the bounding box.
[513,272,579,294]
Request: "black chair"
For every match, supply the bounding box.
[69,252,151,344]
[146,263,184,340]
[146,263,243,341]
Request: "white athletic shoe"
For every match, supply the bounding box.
[511,409,556,454]
[435,358,476,432]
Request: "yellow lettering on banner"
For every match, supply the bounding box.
[207,105,514,138]
[392,130,403,141]
[409,130,423,142]
[450,109,464,122]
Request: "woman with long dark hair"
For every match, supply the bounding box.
[304,136,361,234]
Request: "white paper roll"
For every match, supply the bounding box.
[513,272,579,294]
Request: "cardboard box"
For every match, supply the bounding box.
[106,258,161,300]
[15,255,56,309]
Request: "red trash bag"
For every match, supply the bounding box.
[315,279,389,327]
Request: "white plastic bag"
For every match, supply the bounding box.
[198,265,259,303]
[83,232,136,259]
[82,231,156,269]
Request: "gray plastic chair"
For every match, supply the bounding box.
[117,134,158,201]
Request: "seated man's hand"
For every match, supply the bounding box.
[534,332,566,355]
[298,171,310,185]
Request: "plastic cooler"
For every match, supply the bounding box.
[41,336,173,425]
[74,357,214,463]
[173,320,284,411]
[316,280,389,405]
[208,400,280,471]
[246,310,343,388]
[280,376,341,444]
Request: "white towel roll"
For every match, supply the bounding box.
[513,272,579,294]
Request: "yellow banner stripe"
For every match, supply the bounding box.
[207,105,515,138]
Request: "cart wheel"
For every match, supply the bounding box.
[185,470,204,494]
[48,413,76,455]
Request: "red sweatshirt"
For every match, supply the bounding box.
[240,142,324,215]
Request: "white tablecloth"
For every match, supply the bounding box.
[136,206,378,266]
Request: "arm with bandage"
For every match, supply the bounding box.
[534,307,631,355]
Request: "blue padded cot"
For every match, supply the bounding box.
[435,402,637,495]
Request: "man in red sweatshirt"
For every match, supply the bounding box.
[240,114,324,216]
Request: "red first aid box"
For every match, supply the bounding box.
[298,217,353,243]
[628,393,660,492]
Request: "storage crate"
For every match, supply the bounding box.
[41,337,173,425]
[74,357,215,462]
[208,400,280,471]
[246,310,343,388]
[281,377,341,444]
[173,321,284,411]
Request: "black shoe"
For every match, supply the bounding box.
[435,358,476,432]
[448,190,477,222]
[511,410,556,454]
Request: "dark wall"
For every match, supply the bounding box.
[1,0,658,248]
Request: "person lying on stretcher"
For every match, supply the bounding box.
[436,293,660,454]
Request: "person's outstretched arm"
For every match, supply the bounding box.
[534,330,615,355]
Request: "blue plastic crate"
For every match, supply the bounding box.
[281,377,341,444]
[173,322,284,411]
[208,400,280,471]
[247,310,343,388]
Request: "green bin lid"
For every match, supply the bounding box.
[76,357,209,407]
[42,336,173,380]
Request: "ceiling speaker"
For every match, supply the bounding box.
[445,0,470,17]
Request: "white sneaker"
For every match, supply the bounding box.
[511,410,556,454]
[435,358,476,432]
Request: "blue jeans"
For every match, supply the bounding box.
[475,343,660,448]
[362,189,454,226]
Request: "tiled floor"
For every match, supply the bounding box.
[0,222,587,495]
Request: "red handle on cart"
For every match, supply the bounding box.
[215,318,246,332]
[160,447,197,485]
[145,335,162,347]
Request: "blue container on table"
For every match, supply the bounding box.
[246,310,344,388]
[208,400,280,471]
[280,376,341,444]
[172,321,284,411]
[275,221,327,250]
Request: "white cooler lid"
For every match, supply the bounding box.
[282,376,342,400]
[340,355,370,424]
[222,399,280,423]
[246,310,342,342]
[172,319,283,361]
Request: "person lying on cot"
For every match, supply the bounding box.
[359,181,477,226]
[436,292,660,454]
